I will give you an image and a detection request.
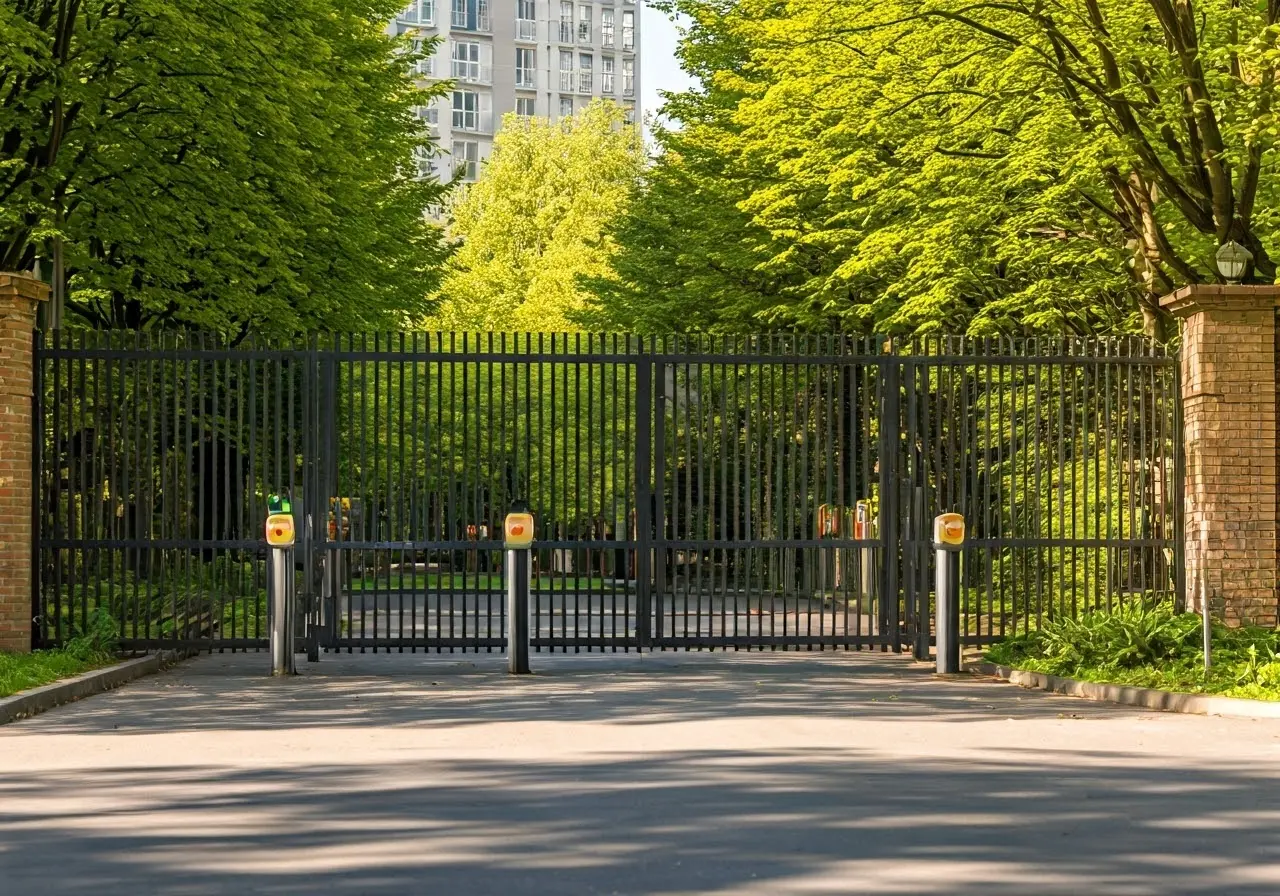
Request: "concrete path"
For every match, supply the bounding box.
[2,650,1279,895]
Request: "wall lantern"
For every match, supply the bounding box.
[1215,240,1253,284]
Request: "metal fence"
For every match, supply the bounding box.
[33,331,1181,655]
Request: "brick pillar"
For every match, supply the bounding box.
[1160,285,1279,627]
[0,273,48,653]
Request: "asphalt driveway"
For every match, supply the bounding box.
[1,650,1278,895]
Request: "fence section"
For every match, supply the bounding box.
[895,338,1181,655]
[33,332,1181,655]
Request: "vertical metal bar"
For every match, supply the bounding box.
[1173,348,1186,611]
[436,332,447,651]
[653,342,666,647]
[30,331,43,649]
[880,353,901,651]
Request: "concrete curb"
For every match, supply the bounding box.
[0,651,187,725]
[968,661,1280,719]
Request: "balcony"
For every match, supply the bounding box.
[515,18,536,41]
[559,22,573,43]
[559,71,574,92]
[516,69,537,89]
[578,72,593,93]
[622,32,634,51]
[452,10,491,31]
[451,62,493,85]
[578,23,592,44]
[601,73,614,94]
[623,80,634,97]
[452,111,494,134]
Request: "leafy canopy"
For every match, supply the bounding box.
[2,0,449,335]
[432,100,645,332]
[593,0,1280,339]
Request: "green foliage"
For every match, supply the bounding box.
[64,607,120,662]
[0,609,118,698]
[433,101,645,331]
[596,0,1280,339]
[3,0,449,335]
[0,649,113,699]
[44,553,269,645]
[987,600,1280,701]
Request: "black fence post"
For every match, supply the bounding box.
[635,349,652,649]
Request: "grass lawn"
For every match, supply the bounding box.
[0,649,116,699]
[985,600,1280,702]
[353,572,614,592]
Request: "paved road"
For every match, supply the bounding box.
[2,651,1279,895]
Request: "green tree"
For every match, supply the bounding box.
[597,0,1280,340]
[433,100,645,332]
[2,0,448,335]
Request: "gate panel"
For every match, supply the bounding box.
[36,333,306,651]
[649,336,892,650]
[319,334,645,653]
[897,337,1181,657]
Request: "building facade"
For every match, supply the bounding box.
[389,0,641,183]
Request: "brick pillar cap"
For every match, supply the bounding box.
[1160,283,1280,317]
[0,272,51,304]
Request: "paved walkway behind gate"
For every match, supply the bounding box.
[2,650,1279,895]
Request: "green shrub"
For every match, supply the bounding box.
[986,599,1280,700]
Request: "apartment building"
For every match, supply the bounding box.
[389,0,641,183]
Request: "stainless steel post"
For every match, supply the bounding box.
[935,547,960,674]
[270,547,296,676]
[933,514,965,675]
[507,548,531,674]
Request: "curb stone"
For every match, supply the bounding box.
[968,661,1280,720]
[0,650,188,725]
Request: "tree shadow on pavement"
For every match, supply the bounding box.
[0,747,1277,895]
[13,650,1143,734]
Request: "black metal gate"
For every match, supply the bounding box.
[34,332,1181,656]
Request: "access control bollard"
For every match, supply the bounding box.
[504,509,535,675]
[933,513,965,675]
[266,497,297,676]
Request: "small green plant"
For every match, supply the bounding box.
[986,599,1280,701]
[63,607,119,662]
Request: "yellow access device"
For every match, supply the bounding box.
[504,512,535,549]
[265,513,296,547]
[933,513,965,548]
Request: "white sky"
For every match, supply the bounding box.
[640,2,694,131]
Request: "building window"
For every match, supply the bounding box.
[516,97,536,117]
[622,10,635,50]
[398,0,434,24]
[601,55,615,94]
[452,140,480,182]
[559,1,573,43]
[516,0,536,41]
[409,37,435,77]
[623,104,635,125]
[578,4,592,43]
[452,40,481,81]
[516,48,536,88]
[559,49,574,92]
[622,57,634,97]
[578,53,593,93]
[560,96,574,118]
[451,0,467,27]
[476,0,490,31]
[452,89,486,130]
[601,9,614,48]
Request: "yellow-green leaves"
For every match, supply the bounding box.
[431,101,645,333]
